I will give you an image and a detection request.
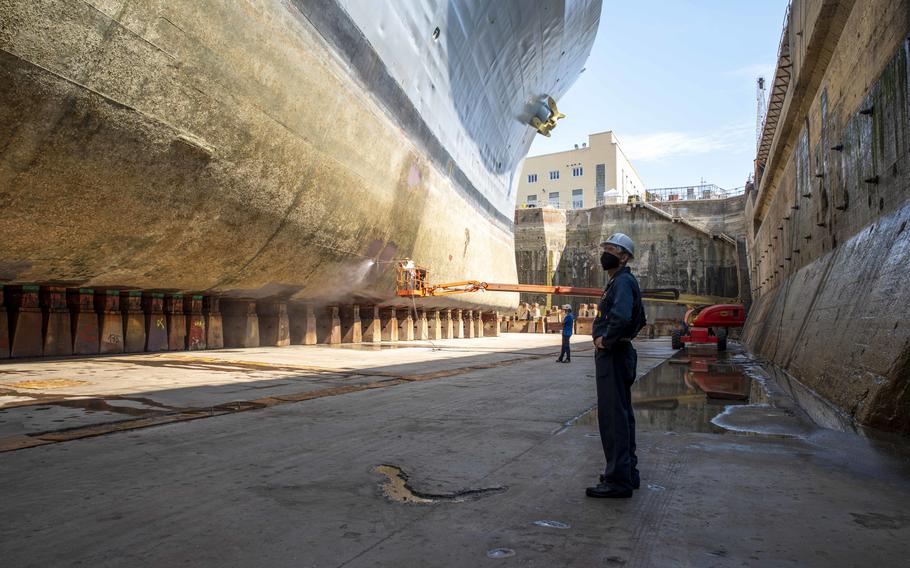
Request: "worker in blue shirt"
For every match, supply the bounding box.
[556,304,574,363]
[587,233,647,499]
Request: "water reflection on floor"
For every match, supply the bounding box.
[577,348,761,434]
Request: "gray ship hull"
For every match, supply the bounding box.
[0,0,601,311]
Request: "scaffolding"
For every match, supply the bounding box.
[754,3,793,188]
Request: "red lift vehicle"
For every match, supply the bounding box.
[671,304,747,351]
[684,356,750,400]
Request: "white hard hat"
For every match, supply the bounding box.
[601,233,635,257]
[563,304,572,310]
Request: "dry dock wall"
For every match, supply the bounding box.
[515,200,745,335]
[744,0,910,432]
[649,195,746,238]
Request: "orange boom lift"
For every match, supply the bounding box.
[394,261,680,302]
[394,260,746,351]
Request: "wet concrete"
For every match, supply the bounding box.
[574,348,764,434]
[0,398,170,438]
[0,335,613,449]
[1,337,909,566]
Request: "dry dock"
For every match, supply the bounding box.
[1,335,908,567]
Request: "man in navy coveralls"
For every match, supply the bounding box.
[587,233,646,499]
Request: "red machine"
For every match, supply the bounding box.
[684,357,750,400]
[671,304,746,351]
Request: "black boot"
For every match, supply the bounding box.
[601,473,639,490]
[586,483,633,498]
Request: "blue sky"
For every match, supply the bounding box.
[529,0,790,190]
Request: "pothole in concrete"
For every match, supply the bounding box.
[374,464,506,505]
[486,548,515,559]
[531,520,570,529]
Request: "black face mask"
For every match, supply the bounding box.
[600,251,620,270]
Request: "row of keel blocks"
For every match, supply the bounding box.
[0,285,504,359]
[196,305,503,347]
[0,286,222,358]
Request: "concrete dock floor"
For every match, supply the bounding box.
[1,335,909,567]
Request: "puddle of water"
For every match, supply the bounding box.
[20,398,166,417]
[710,404,812,437]
[97,399,167,411]
[576,351,755,433]
[0,395,178,438]
[531,520,570,529]
[486,548,515,559]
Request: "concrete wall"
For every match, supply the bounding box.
[744,0,910,432]
[514,202,742,334]
[514,207,567,310]
[649,195,746,239]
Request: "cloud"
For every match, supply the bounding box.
[622,123,753,162]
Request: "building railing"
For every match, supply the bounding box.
[643,184,745,202]
[517,184,745,210]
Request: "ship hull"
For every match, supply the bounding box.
[0,0,601,311]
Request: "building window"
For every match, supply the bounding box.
[572,167,583,177]
[549,170,560,180]
[548,191,560,208]
[527,174,538,183]
[572,189,583,209]
[526,194,537,208]
[596,164,606,205]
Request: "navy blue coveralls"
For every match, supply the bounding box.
[557,312,574,362]
[591,266,646,491]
